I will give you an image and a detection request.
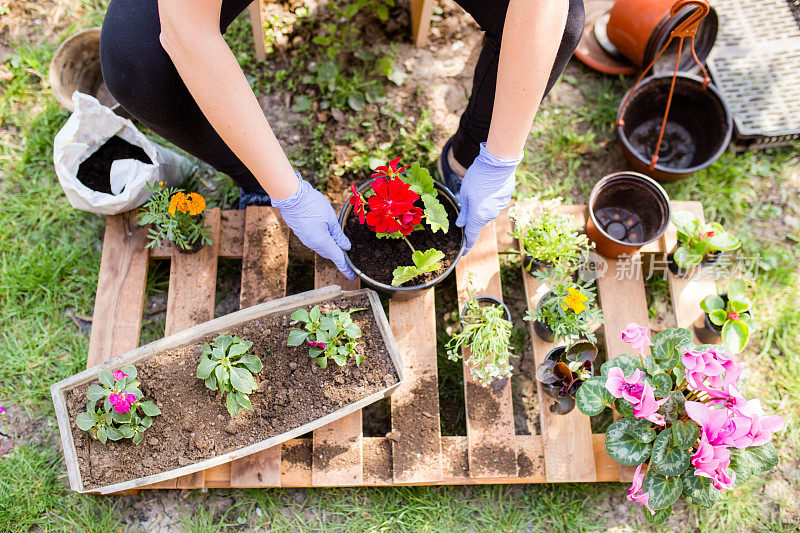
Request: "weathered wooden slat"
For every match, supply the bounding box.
[311,257,363,486]
[517,204,596,482]
[248,0,266,62]
[388,289,444,483]
[87,212,149,368]
[455,219,518,478]
[229,206,290,488]
[664,201,718,330]
[409,0,435,47]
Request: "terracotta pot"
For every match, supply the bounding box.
[617,74,732,182]
[50,28,129,118]
[586,172,671,258]
[339,180,466,300]
[606,0,718,72]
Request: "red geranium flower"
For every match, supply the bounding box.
[371,157,410,179]
[365,177,422,235]
[349,184,366,224]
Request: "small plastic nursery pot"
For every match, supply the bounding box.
[606,0,718,71]
[617,74,732,182]
[177,237,205,255]
[537,344,596,415]
[50,28,129,118]
[586,172,671,259]
[521,254,553,275]
[339,179,466,300]
[533,291,556,343]
[460,296,512,329]
[667,250,721,277]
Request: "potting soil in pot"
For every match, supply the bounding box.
[66,294,399,489]
[76,135,149,194]
[344,198,461,286]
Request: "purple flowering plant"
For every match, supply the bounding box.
[575,323,783,525]
[287,305,366,368]
[75,365,161,445]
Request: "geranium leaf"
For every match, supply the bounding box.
[651,428,690,476]
[575,377,611,416]
[671,420,699,449]
[422,195,449,233]
[412,248,445,273]
[605,418,653,466]
[392,266,422,287]
[403,162,436,197]
[642,471,682,510]
[681,471,718,507]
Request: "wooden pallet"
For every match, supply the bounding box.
[85,200,714,490]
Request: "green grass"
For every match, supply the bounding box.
[1,2,798,531]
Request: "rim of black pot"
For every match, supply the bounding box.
[644,6,718,73]
[339,178,467,294]
[460,295,512,327]
[667,250,722,276]
[616,73,733,176]
[588,171,671,247]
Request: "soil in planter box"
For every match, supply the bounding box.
[344,197,461,286]
[76,136,150,194]
[66,294,399,489]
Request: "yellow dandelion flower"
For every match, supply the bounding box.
[561,287,588,314]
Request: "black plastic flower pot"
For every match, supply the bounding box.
[533,291,556,343]
[694,292,747,345]
[339,179,466,300]
[667,250,722,278]
[177,238,205,255]
[586,172,671,259]
[537,345,595,415]
[617,74,732,182]
[460,296,512,329]
[521,254,553,276]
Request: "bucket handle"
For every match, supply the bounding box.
[615,0,713,171]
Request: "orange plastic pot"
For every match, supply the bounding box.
[606,0,718,72]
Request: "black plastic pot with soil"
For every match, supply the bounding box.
[617,74,732,182]
[694,292,749,345]
[522,254,553,274]
[536,342,597,415]
[77,135,150,195]
[532,290,556,343]
[340,180,466,300]
[586,171,671,259]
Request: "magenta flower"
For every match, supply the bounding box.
[108,393,124,406]
[112,370,127,381]
[736,399,784,448]
[308,340,326,349]
[124,393,137,405]
[682,347,741,393]
[632,381,668,426]
[686,401,751,448]
[621,323,653,356]
[605,367,645,404]
[627,464,655,515]
[108,392,133,414]
[113,401,131,414]
[0,406,5,415]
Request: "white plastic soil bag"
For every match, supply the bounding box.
[53,92,189,215]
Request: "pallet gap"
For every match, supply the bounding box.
[434,276,466,437]
[287,256,315,296]
[214,258,242,318]
[362,397,391,437]
[140,258,170,346]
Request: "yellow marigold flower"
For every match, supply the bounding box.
[561,287,588,314]
[186,192,207,216]
[158,181,165,188]
[168,192,189,216]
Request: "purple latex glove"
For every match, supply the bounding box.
[273,174,355,279]
[455,143,522,253]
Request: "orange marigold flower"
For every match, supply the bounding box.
[186,192,206,216]
[168,192,189,216]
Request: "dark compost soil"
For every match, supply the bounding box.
[65,295,399,489]
[76,136,150,194]
[343,195,462,286]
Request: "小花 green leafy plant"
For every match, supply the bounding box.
[446,291,514,387]
[671,210,740,269]
[509,204,592,272]
[700,279,755,353]
[288,305,366,368]
[196,334,263,417]
[75,365,161,445]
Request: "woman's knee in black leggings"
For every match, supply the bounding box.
[562,0,586,57]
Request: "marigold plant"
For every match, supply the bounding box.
[524,270,603,344]
[75,365,162,445]
[138,182,213,251]
[349,158,450,287]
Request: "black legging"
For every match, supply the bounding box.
[100,0,585,193]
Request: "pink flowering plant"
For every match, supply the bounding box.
[75,365,161,445]
[288,305,366,368]
[575,323,783,525]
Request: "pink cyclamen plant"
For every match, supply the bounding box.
[628,464,655,514]
[604,367,667,425]
[621,323,653,356]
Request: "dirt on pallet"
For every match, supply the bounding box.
[464,380,518,470]
[344,196,462,286]
[389,373,441,476]
[66,294,399,489]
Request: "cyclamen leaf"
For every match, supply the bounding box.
[575,377,612,416]
[605,418,653,466]
[412,248,445,273]
[288,329,309,346]
[642,471,682,510]
[644,506,672,526]
[422,195,449,233]
[651,428,690,476]
[681,471,718,507]
[615,397,635,418]
[740,443,779,474]
[601,353,643,378]
[625,417,657,444]
[647,373,673,398]
[76,413,96,431]
[196,356,217,379]
[671,420,700,449]
[651,328,693,370]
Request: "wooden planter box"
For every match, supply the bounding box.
[51,286,403,494]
